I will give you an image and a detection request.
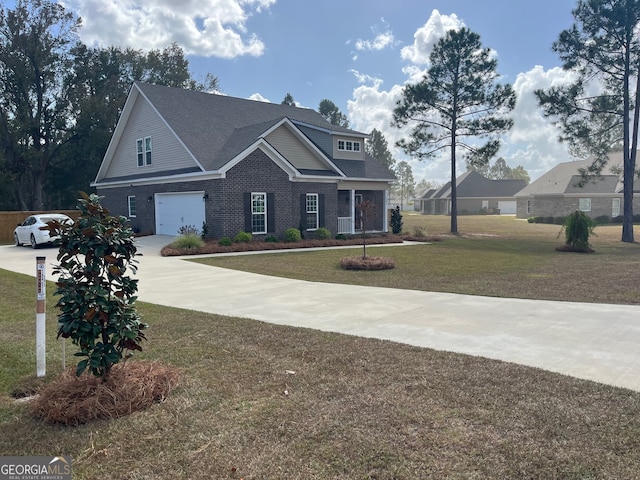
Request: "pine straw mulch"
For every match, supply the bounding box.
[339,255,396,270]
[31,361,181,426]
[160,235,409,256]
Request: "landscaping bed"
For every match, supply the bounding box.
[160,234,415,256]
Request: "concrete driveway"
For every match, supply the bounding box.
[2,235,640,392]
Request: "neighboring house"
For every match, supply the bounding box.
[92,82,395,239]
[514,152,639,219]
[417,171,526,215]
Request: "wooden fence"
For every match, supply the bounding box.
[0,211,80,244]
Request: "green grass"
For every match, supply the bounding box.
[2,216,640,478]
[192,215,640,304]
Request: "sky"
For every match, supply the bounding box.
[57,0,581,185]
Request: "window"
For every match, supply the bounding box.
[306,193,318,230]
[136,137,152,166]
[337,139,361,152]
[612,198,621,217]
[526,200,531,215]
[251,192,267,234]
[128,196,137,217]
[482,200,489,210]
[579,198,591,212]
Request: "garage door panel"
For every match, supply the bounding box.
[155,192,205,236]
[497,201,516,215]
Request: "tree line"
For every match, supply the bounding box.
[0,0,219,211]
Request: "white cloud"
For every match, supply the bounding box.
[400,10,465,65]
[354,18,396,52]
[60,0,274,58]
[348,15,575,186]
[248,92,270,102]
[500,65,574,180]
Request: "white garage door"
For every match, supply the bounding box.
[155,192,205,236]
[498,201,517,215]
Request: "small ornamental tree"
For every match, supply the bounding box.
[357,199,378,258]
[48,192,148,382]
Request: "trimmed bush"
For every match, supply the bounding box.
[218,236,232,246]
[234,231,252,243]
[612,215,624,224]
[390,206,403,234]
[314,227,332,240]
[284,227,302,242]
[265,235,279,243]
[335,233,347,240]
[172,233,204,249]
[594,215,610,225]
[552,216,566,225]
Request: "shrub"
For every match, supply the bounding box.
[340,255,395,271]
[218,236,232,246]
[177,224,200,236]
[50,192,148,381]
[265,235,279,243]
[412,225,427,237]
[612,215,624,223]
[390,206,403,234]
[314,227,332,240]
[527,217,536,223]
[201,222,208,240]
[234,231,252,243]
[594,215,610,225]
[558,210,596,252]
[284,227,302,242]
[335,233,347,240]
[544,216,555,224]
[172,233,204,249]
[553,216,566,225]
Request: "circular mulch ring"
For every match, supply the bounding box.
[339,255,395,271]
[31,361,181,426]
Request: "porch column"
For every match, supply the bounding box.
[350,189,356,234]
[383,189,389,232]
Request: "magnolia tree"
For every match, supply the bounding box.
[48,192,147,381]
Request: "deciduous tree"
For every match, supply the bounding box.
[0,0,80,210]
[393,27,516,233]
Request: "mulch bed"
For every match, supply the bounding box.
[31,361,181,426]
[339,255,396,270]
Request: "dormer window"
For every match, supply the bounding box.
[338,140,360,152]
[137,137,152,166]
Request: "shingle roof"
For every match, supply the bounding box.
[515,153,627,197]
[134,82,395,180]
[428,171,526,199]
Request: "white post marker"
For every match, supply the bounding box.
[36,256,46,377]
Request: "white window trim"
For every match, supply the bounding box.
[579,198,591,212]
[127,195,137,217]
[136,136,152,167]
[612,198,621,217]
[251,192,267,234]
[306,193,319,230]
[337,139,361,152]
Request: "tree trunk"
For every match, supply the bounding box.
[621,43,634,243]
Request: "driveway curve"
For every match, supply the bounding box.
[2,235,639,392]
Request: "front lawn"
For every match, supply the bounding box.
[1,267,640,479]
[192,215,640,305]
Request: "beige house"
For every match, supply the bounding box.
[514,152,640,219]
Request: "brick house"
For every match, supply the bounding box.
[92,82,395,238]
[515,152,640,219]
[416,171,526,215]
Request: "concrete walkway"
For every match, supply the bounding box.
[2,235,639,392]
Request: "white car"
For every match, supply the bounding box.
[13,214,73,248]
